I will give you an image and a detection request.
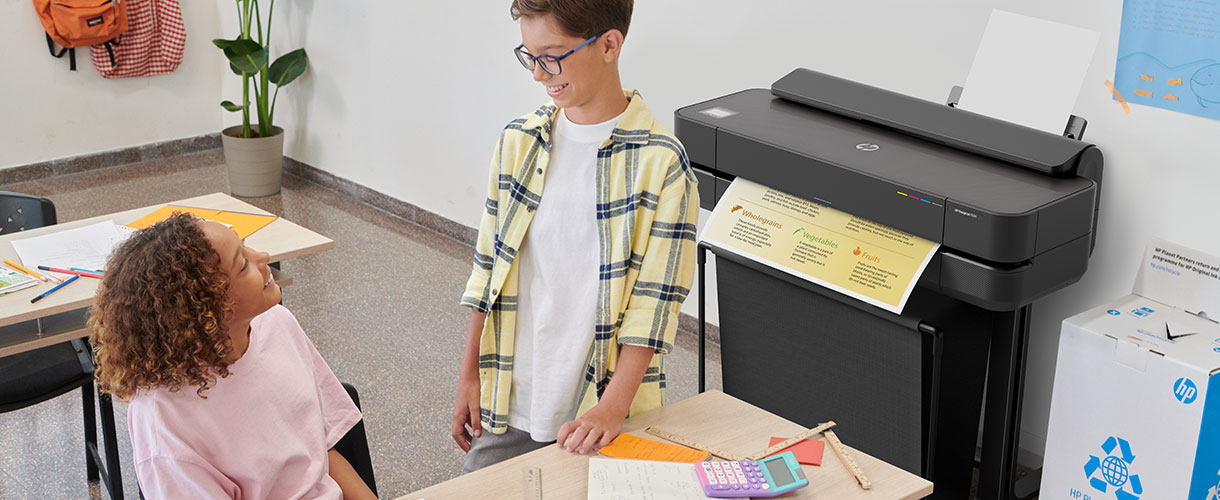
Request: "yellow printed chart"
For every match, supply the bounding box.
[700,178,939,314]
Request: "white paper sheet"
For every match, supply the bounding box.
[587,458,711,500]
[1134,238,1220,320]
[958,10,1101,134]
[10,220,129,273]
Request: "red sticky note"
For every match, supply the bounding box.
[766,436,825,466]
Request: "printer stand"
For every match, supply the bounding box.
[977,306,1040,500]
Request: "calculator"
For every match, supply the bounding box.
[694,451,809,497]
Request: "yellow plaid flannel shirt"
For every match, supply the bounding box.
[461,90,699,434]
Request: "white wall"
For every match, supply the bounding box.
[0,1,224,169]
[247,0,1220,460]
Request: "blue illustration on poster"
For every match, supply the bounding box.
[1117,0,1220,121]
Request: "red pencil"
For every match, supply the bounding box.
[37,266,103,279]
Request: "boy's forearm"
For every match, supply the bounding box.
[597,344,655,417]
[460,311,487,381]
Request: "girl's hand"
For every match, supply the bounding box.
[451,376,482,452]
[556,403,624,455]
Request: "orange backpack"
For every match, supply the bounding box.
[32,0,129,70]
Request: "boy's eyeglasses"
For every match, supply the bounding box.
[514,33,602,75]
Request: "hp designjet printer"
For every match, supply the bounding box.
[678,68,1102,500]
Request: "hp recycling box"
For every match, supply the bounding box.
[1042,239,1220,500]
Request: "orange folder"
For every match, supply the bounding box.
[597,433,711,463]
[126,205,277,239]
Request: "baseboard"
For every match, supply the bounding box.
[0,134,221,185]
[281,157,478,247]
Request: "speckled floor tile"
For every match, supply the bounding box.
[0,153,724,499]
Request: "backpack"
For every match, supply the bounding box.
[32,0,129,71]
[89,0,185,79]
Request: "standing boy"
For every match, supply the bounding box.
[452,0,699,472]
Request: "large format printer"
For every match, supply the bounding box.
[676,68,1103,500]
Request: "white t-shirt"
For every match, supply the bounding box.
[128,305,362,499]
[509,109,620,441]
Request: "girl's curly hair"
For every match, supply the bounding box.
[89,213,235,400]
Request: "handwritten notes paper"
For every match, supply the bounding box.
[587,458,710,500]
[10,221,129,272]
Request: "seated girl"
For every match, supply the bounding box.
[89,213,377,500]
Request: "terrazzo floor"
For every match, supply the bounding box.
[0,149,724,499]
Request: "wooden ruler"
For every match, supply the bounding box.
[744,421,836,460]
[522,466,543,500]
[645,427,744,461]
[647,422,872,491]
[824,430,872,490]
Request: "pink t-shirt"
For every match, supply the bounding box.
[128,305,362,499]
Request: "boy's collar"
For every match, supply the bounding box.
[522,89,652,146]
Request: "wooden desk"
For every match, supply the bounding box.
[0,193,333,357]
[400,390,933,500]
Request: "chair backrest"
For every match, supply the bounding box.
[0,191,57,233]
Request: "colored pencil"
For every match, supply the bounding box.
[38,266,103,279]
[30,275,79,303]
[69,267,103,274]
[5,259,51,282]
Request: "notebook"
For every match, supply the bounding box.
[0,265,39,294]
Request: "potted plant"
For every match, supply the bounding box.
[214,0,308,197]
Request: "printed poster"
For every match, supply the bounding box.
[1117,0,1220,120]
[700,178,939,314]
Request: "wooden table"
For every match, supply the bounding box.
[0,192,333,358]
[400,390,933,500]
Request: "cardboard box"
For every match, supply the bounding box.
[1042,239,1220,500]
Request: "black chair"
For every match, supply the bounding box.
[0,191,125,499]
[336,382,378,496]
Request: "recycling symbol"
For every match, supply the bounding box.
[1208,468,1220,500]
[1083,436,1142,500]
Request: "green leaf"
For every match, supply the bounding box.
[268,49,308,87]
[230,62,244,76]
[222,39,268,75]
[212,38,238,50]
[220,100,245,112]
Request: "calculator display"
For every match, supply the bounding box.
[763,457,795,486]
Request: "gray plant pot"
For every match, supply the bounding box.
[221,125,285,197]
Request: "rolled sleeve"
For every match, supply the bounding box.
[618,158,699,354]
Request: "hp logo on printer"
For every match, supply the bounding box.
[855,143,880,152]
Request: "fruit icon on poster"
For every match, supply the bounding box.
[853,247,861,256]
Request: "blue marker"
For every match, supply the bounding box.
[30,275,80,304]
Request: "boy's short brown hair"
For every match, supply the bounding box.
[510,0,633,39]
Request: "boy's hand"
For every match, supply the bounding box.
[451,376,482,452]
[556,403,625,455]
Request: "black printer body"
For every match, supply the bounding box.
[677,68,1103,312]
[679,68,1103,500]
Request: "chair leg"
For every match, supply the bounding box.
[99,389,124,500]
[83,383,99,481]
